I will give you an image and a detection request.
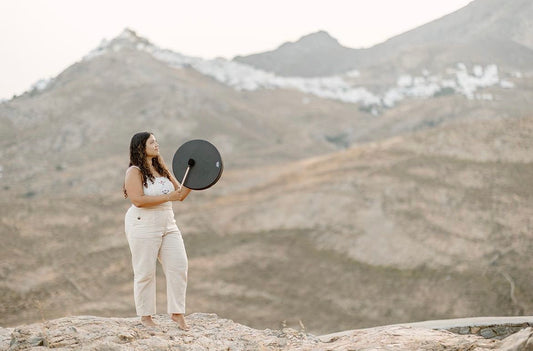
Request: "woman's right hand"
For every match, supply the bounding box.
[167,189,182,202]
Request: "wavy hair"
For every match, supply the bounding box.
[123,132,171,198]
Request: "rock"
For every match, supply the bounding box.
[1,314,533,350]
[481,327,498,339]
[458,326,471,335]
[117,329,137,342]
[27,335,44,347]
[497,327,533,351]
[319,325,498,350]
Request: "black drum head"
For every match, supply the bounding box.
[172,139,223,190]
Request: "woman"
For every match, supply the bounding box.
[123,132,191,329]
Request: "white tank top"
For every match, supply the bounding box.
[129,166,174,210]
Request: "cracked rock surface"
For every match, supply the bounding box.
[2,313,533,350]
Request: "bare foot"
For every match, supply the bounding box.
[141,316,157,327]
[171,314,189,330]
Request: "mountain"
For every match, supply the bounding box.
[375,0,533,53]
[234,31,364,77]
[364,0,533,73]
[234,0,533,76]
[0,30,359,190]
[3,29,527,200]
[1,0,532,335]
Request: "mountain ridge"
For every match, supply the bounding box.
[233,30,362,77]
[235,0,533,76]
[11,27,521,116]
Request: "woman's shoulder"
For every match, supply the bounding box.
[126,165,141,175]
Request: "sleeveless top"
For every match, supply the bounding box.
[129,166,174,210]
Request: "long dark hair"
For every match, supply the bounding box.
[123,132,171,198]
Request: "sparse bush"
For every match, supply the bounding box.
[23,191,36,198]
[433,87,455,97]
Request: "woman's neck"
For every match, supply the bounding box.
[145,157,153,170]
[147,158,160,177]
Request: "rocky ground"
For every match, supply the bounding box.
[2,313,533,351]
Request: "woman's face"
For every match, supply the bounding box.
[145,134,160,158]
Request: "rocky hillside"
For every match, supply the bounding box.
[2,114,533,334]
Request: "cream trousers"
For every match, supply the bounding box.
[125,205,188,316]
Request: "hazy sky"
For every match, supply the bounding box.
[0,0,473,100]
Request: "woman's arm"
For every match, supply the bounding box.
[168,173,192,201]
[124,167,184,207]
[158,156,192,201]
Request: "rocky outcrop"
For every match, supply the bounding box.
[2,313,533,351]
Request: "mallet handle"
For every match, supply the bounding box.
[179,166,191,191]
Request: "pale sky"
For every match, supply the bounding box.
[0,0,473,100]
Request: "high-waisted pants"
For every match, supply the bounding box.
[125,205,188,316]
